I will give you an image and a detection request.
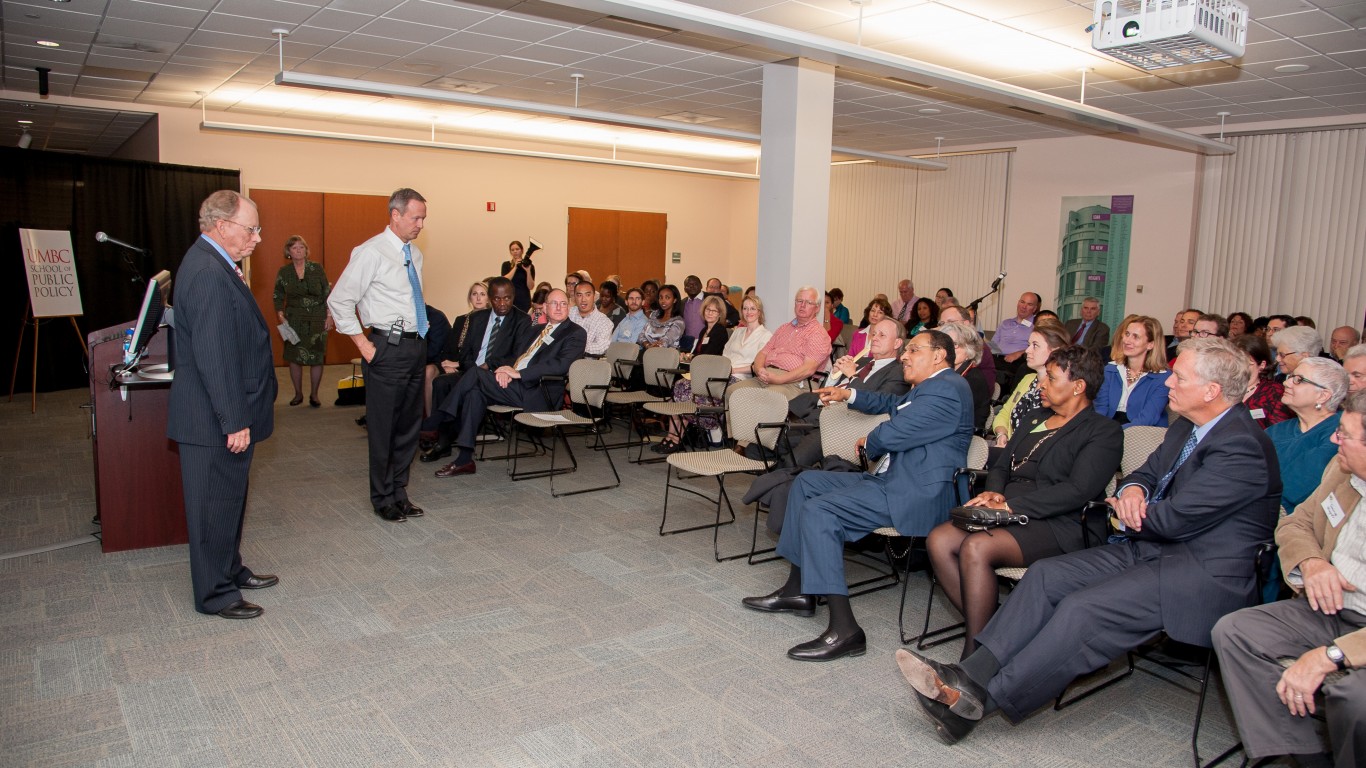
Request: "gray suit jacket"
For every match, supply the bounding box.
[1064,318,1111,351]
[167,236,277,447]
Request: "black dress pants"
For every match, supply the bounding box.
[364,333,426,510]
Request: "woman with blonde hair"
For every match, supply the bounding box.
[1093,315,1171,427]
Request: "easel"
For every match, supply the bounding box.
[8,300,89,413]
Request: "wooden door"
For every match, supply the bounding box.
[566,207,666,292]
[248,189,323,366]
[321,194,389,364]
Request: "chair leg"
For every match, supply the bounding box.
[549,425,621,497]
[915,565,965,649]
[661,468,737,537]
[1053,652,1137,710]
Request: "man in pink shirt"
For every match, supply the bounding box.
[730,286,833,401]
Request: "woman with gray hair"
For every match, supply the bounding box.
[940,321,990,431]
[1272,325,1324,377]
[1268,356,1349,514]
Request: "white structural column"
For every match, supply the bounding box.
[756,57,835,324]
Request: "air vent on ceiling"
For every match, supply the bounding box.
[428,78,496,94]
[658,111,722,124]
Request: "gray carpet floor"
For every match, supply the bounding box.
[2,366,1291,767]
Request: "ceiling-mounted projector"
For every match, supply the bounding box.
[1091,0,1248,70]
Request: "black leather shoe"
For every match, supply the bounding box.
[398,501,424,518]
[374,504,407,522]
[419,447,452,463]
[240,574,278,589]
[216,600,263,619]
[913,687,979,745]
[787,627,867,662]
[742,591,816,617]
[435,461,476,478]
[894,648,987,719]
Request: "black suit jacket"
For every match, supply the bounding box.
[510,320,587,411]
[457,308,532,372]
[1064,318,1110,351]
[989,408,1123,553]
[167,236,276,446]
[1120,404,1281,644]
[789,358,909,422]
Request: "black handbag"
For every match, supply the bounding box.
[950,505,1028,533]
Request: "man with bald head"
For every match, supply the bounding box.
[1330,326,1361,362]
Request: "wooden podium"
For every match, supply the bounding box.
[88,322,187,553]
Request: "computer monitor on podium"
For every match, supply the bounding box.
[123,269,172,373]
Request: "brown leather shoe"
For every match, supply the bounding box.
[435,460,476,478]
[216,600,263,620]
[240,574,278,589]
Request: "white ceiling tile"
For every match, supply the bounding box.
[1327,49,1366,67]
[1297,28,1366,54]
[510,44,592,66]
[185,29,280,53]
[1256,9,1351,37]
[292,58,376,78]
[1319,2,1366,27]
[478,55,560,76]
[384,0,493,29]
[1271,68,1366,89]
[216,0,323,23]
[327,0,402,15]
[388,47,490,71]
[303,8,373,32]
[435,32,528,55]
[334,32,424,56]
[464,13,568,43]
[742,3,847,29]
[104,0,211,26]
[571,55,652,78]
[540,28,638,55]
[613,42,706,66]
[995,5,1093,33]
[355,17,457,44]
[310,45,394,67]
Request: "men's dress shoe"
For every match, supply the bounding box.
[894,648,987,720]
[913,687,979,745]
[419,447,452,463]
[216,600,263,620]
[418,430,439,443]
[398,501,424,518]
[435,461,476,478]
[240,574,278,590]
[741,591,816,617]
[374,504,407,522]
[787,627,867,662]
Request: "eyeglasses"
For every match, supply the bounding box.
[1285,373,1327,390]
[794,299,820,306]
[1334,427,1365,444]
[221,219,262,236]
[1191,329,1219,337]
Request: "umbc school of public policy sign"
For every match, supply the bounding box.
[19,228,84,318]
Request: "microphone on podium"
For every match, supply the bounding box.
[95,231,147,253]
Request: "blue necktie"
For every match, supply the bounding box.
[1152,431,1198,501]
[404,242,428,337]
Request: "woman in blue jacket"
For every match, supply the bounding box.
[1094,315,1171,427]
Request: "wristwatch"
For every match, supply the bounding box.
[1325,644,1348,670]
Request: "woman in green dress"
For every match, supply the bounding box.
[273,236,333,407]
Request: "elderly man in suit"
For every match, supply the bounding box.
[897,336,1281,744]
[783,318,911,468]
[167,190,278,620]
[431,289,586,479]
[742,330,974,661]
[1212,390,1366,768]
[420,276,530,455]
[1064,297,1110,351]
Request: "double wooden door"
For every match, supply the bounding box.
[566,207,666,291]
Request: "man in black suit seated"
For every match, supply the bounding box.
[167,190,279,620]
[420,277,529,448]
[896,336,1281,744]
[1063,297,1110,352]
[784,318,910,467]
[429,289,585,478]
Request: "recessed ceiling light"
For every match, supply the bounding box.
[1273,63,1310,74]
[36,40,60,47]
[18,119,34,124]
[918,107,941,115]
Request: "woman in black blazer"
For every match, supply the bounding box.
[655,296,731,453]
[927,346,1123,657]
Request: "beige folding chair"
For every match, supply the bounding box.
[510,359,619,497]
[640,354,733,461]
[662,388,790,562]
[602,346,679,457]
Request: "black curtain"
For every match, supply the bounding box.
[0,147,240,392]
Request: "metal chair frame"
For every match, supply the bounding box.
[508,360,620,497]
[638,354,733,465]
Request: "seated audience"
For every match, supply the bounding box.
[1212,390,1366,768]
[729,287,832,401]
[896,337,1280,745]
[1296,315,1317,329]
[1274,325,1326,377]
[742,331,974,662]
[1347,343,1366,394]
[823,294,844,342]
[1269,357,1348,514]
[680,275,705,342]
[703,277,739,327]
[1267,314,1294,346]
[891,278,918,325]
[1193,313,1229,338]
[597,281,626,326]
[426,290,586,478]
[637,283,684,350]
[1234,334,1293,428]
[1035,309,1060,325]
[1228,311,1253,339]
[939,321,991,433]
[640,279,660,313]
[990,321,1071,448]
[653,296,733,454]
[1094,315,1171,427]
[849,298,893,359]
[908,297,939,337]
[828,288,851,324]
[784,318,909,467]
[564,273,580,293]
[1064,296,1110,351]
[722,294,772,380]
[528,285,550,325]
[935,287,954,307]
[991,292,1041,379]
[610,288,648,345]
[941,303,996,387]
[928,346,1122,656]
[568,280,614,356]
[1330,326,1361,362]
[1165,308,1202,357]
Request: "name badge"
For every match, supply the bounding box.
[1322,493,1346,528]
[1249,408,1265,420]
[897,399,913,410]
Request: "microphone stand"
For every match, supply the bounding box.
[967,276,1005,313]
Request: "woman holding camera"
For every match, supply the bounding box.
[499,240,536,312]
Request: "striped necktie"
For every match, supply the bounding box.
[515,324,553,370]
[1152,431,1198,501]
[404,242,428,337]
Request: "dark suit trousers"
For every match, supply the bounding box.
[1213,601,1366,763]
[442,367,530,451]
[973,542,1165,722]
[422,370,463,431]
[775,471,895,597]
[365,334,426,510]
[178,442,255,613]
